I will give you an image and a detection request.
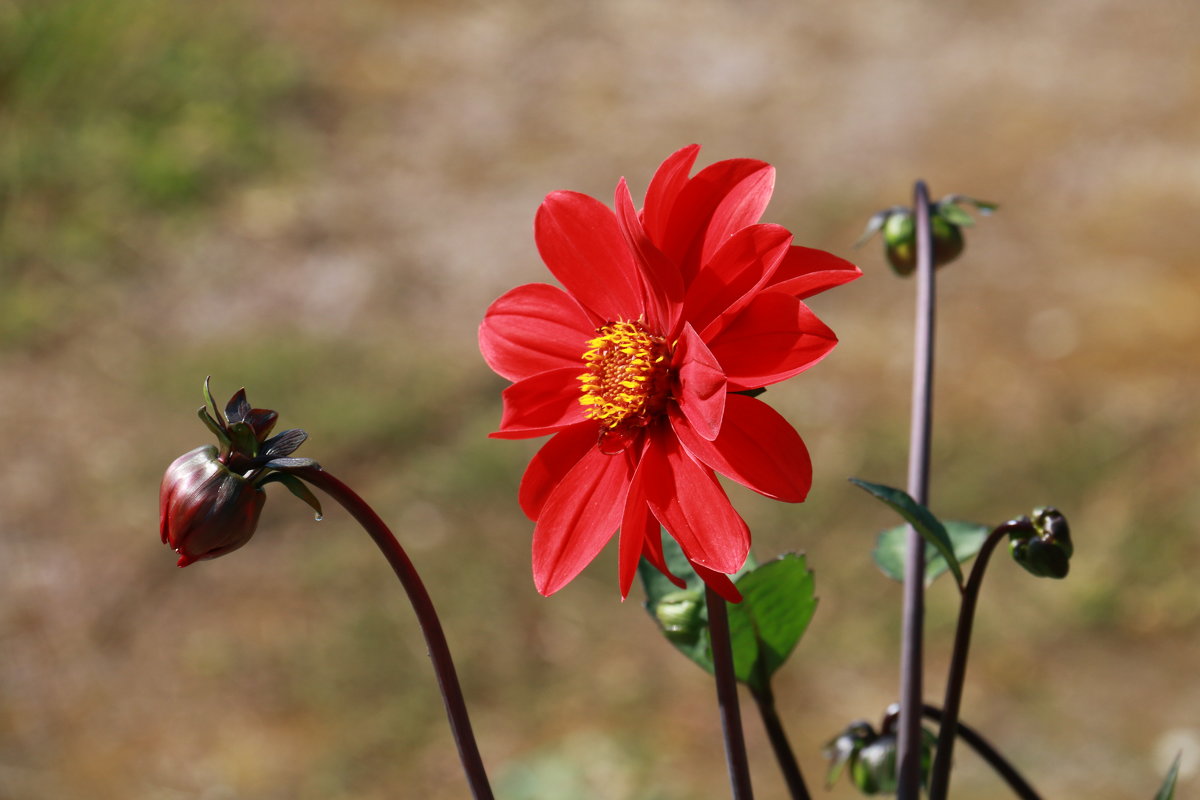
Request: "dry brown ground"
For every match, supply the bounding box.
[3,1,1200,798]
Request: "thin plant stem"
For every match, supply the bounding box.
[927,522,1022,800]
[706,586,754,800]
[897,180,936,799]
[921,704,1043,800]
[749,682,811,800]
[288,465,495,800]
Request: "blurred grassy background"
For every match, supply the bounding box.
[2,0,1198,797]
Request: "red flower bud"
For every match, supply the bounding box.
[160,444,266,567]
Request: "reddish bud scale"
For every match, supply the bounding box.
[160,445,266,567]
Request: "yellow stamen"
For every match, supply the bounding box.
[578,320,670,429]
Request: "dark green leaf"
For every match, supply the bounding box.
[850,478,964,588]
[1154,754,1180,800]
[873,521,989,586]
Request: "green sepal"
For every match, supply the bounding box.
[202,376,221,424]
[197,406,230,448]
[850,478,964,589]
[260,472,323,520]
[935,201,977,227]
[854,207,902,248]
[1154,753,1180,800]
[873,521,989,586]
[226,420,260,459]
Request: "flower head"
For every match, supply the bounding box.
[160,379,319,566]
[479,145,860,600]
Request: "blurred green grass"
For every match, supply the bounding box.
[0,0,309,346]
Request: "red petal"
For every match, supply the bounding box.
[706,292,838,391]
[535,191,644,322]
[492,367,588,439]
[641,524,687,590]
[533,444,637,595]
[698,165,776,268]
[519,424,598,521]
[660,159,774,284]
[642,144,701,247]
[479,284,595,382]
[766,245,863,299]
[672,322,726,441]
[618,466,660,599]
[684,223,792,335]
[690,561,743,603]
[614,178,683,333]
[671,393,812,502]
[639,426,750,574]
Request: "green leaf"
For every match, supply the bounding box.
[640,538,815,692]
[853,209,892,248]
[1153,753,1180,800]
[873,521,989,586]
[726,554,817,693]
[850,478,964,588]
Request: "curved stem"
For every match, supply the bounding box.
[749,682,811,800]
[921,704,1042,800]
[926,524,1018,800]
[898,180,936,800]
[706,586,754,800]
[288,465,494,800]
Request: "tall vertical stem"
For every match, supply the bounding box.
[897,181,936,799]
[707,586,755,800]
[289,465,494,800]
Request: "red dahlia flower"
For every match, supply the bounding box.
[479,145,859,601]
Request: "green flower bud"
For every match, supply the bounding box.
[856,195,995,276]
[1009,507,1073,579]
[653,589,706,646]
[824,711,937,795]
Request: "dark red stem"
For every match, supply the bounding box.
[927,523,1020,800]
[897,180,936,799]
[288,465,494,800]
[921,704,1043,800]
[750,682,811,800]
[707,586,755,800]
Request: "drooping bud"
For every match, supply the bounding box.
[1009,507,1073,579]
[160,445,266,566]
[856,195,996,276]
[159,379,322,567]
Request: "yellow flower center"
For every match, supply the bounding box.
[578,321,670,429]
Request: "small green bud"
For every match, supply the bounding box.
[824,711,937,795]
[1009,507,1073,579]
[856,195,994,276]
[653,589,706,645]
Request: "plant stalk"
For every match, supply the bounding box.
[289,465,494,800]
[926,523,1021,800]
[750,682,811,800]
[921,704,1043,800]
[897,180,936,799]
[707,586,755,800]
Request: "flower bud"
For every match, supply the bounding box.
[1009,507,1072,579]
[856,195,995,276]
[824,713,936,795]
[653,589,706,646]
[160,444,266,566]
